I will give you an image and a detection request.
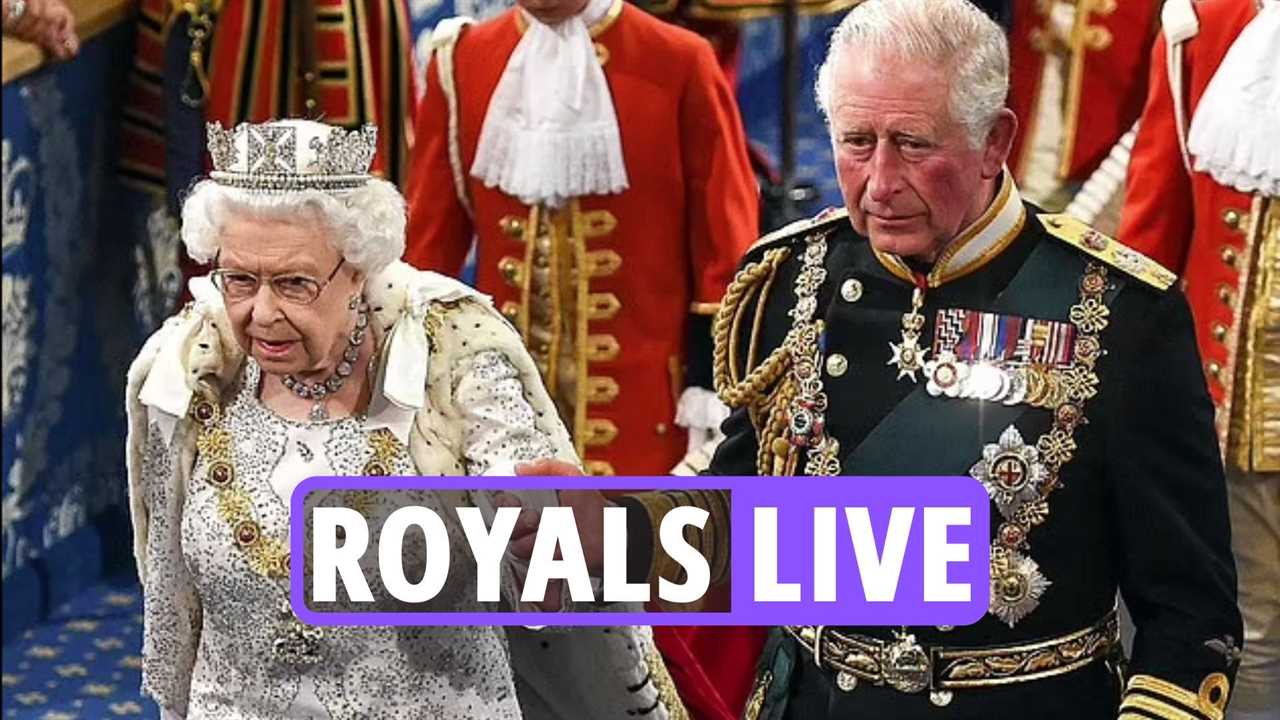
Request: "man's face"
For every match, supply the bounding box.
[828,52,1013,262]
[517,0,590,25]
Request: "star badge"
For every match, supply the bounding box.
[888,339,928,382]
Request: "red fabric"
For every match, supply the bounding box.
[1117,0,1259,409]
[121,0,415,193]
[1006,0,1048,178]
[404,6,759,476]
[654,624,767,720]
[1008,0,1160,182]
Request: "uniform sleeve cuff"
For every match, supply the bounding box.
[1118,673,1230,720]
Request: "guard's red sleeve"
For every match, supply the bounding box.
[403,51,474,275]
[679,41,759,308]
[1117,32,1195,272]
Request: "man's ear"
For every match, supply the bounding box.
[982,108,1018,179]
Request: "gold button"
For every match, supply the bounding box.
[1222,209,1243,230]
[536,343,550,355]
[1212,322,1228,343]
[840,279,863,303]
[1217,284,1234,306]
[1207,361,1222,382]
[498,257,522,285]
[1221,246,1237,266]
[655,423,668,435]
[499,216,525,238]
[825,353,849,377]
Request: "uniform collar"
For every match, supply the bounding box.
[873,172,1027,288]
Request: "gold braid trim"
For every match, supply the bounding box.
[643,640,691,720]
[1121,673,1230,720]
[624,490,731,590]
[711,247,800,475]
[712,247,793,408]
[756,377,798,476]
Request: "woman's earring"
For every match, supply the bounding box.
[348,295,359,310]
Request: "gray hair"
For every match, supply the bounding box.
[179,178,406,275]
[815,0,1010,147]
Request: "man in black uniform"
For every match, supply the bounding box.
[516,0,1242,716]
[695,0,1243,717]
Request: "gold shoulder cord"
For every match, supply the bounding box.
[712,246,796,474]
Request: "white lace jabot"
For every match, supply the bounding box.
[470,0,628,208]
[1186,0,1280,196]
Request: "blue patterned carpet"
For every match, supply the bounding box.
[2,575,154,720]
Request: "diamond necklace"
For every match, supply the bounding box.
[281,300,369,421]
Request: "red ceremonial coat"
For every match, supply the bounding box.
[1118,0,1275,468]
[121,0,414,189]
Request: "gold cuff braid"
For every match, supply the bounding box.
[1119,673,1230,720]
[622,489,731,589]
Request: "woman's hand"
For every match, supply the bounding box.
[514,458,583,477]
[503,487,614,577]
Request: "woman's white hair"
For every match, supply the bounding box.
[180,177,406,275]
[815,0,1010,147]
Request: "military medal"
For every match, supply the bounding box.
[970,425,1049,521]
[924,308,1078,405]
[888,285,929,381]
[988,548,1051,628]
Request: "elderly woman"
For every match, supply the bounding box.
[125,119,683,719]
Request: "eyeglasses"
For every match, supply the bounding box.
[210,255,346,306]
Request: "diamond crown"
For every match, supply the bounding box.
[206,119,377,193]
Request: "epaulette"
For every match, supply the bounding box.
[745,207,851,258]
[1038,213,1177,291]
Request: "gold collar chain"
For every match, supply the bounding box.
[781,231,841,476]
[188,392,403,664]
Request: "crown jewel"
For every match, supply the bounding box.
[206,120,377,193]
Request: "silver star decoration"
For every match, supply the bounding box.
[970,424,1049,520]
[888,340,928,382]
[989,549,1051,627]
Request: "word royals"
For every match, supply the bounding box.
[312,505,711,605]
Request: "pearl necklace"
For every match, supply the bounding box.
[281,300,369,421]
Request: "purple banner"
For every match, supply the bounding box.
[289,475,990,627]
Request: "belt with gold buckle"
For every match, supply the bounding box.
[785,609,1119,707]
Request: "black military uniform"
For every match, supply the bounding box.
[652,175,1242,720]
